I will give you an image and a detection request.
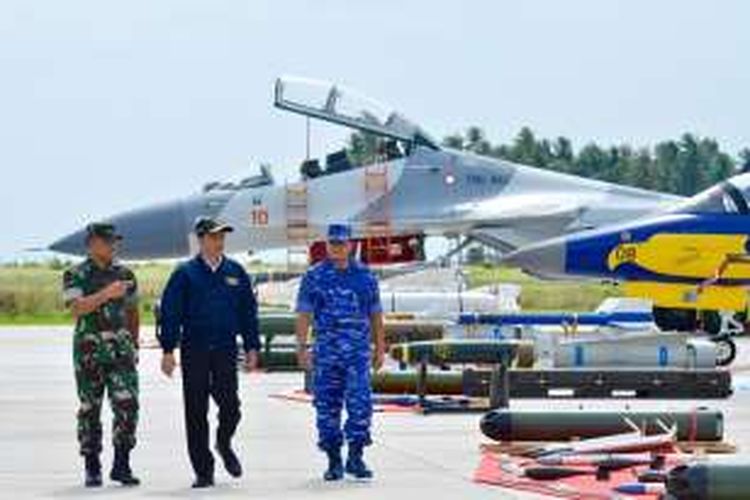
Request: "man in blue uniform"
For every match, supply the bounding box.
[295,223,386,481]
[159,216,260,488]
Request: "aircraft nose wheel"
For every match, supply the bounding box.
[712,337,737,367]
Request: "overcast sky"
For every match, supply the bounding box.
[2,0,749,262]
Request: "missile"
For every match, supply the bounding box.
[389,339,522,365]
[614,482,666,495]
[523,466,606,481]
[536,453,662,469]
[529,427,675,457]
[480,408,723,442]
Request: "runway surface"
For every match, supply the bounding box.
[2,326,749,499]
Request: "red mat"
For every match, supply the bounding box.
[474,452,670,499]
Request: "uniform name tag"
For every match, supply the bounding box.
[225,276,239,286]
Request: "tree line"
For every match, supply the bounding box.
[349,127,750,196]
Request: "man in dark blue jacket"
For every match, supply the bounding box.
[159,216,260,488]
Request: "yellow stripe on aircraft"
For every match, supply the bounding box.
[625,281,748,311]
[607,234,750,279]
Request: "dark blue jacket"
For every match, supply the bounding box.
[159,255,260,353]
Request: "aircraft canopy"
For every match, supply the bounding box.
[678,172,750,215]
[274,76,437,149]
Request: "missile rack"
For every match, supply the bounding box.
[462,368,732,400]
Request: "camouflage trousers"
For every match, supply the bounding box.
[312,339,372,451]
[73,328,139,456]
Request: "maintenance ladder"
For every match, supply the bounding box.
[285,181,309,269]
[363,160,392,261]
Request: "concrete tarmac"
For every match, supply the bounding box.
[2,327,750,499]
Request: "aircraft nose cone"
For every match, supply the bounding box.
[49,229,87,256]
[108,200,192,259]
[503,240,566,278]
[49,200,193,260]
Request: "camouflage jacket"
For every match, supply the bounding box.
[62,258,139,335]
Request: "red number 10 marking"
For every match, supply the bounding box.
[251,208,269,226]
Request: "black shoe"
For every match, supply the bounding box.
[345,445,373,480]
[192,476,215,488]
[84,455,102,488]
[216,444,242,478]
[323,448,344,482]
[110,447,140,486]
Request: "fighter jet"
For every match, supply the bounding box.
[50,76,680,264]
[504,173,750,328]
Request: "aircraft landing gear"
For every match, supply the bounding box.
[712,335,737,367]
[653,307,743,367]
[710,311,743,367]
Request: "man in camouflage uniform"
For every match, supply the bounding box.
[62,223,140,487]
[295,223,386,481]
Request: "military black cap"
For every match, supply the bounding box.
[85,222,123,242]
[194,216,234,237]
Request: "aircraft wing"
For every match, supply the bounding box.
[455,193,591,253]
[456,193,589,226]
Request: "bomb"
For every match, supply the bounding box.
[666,458,750,499]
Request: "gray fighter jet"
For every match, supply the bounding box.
[50,77,680,263]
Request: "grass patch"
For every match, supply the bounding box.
[0,261,620,324]
[0,262,174,325]
[467,265,622,311]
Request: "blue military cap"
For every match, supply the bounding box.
[327,223,352,243]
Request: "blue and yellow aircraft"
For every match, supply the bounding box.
[504,173,750,329]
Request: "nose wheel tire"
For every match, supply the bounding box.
[713,337,737,367]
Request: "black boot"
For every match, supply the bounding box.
[84,454,102,487]
[345,444,373,480]
[191,475,215,488]
[323,448,344,481]
[110,447,140,486]
[216,442,242,478]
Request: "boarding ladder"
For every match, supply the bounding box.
[285,181,310,269]
[363,159,392,261]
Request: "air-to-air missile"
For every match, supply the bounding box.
[523,466,607,481]
[388,339,525,365]
[458,310,655,327]
[480,408,723,443]
[614,482,666,495]
[527,425,676,458]
[536,453,663,469]
[666,458,750,500]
